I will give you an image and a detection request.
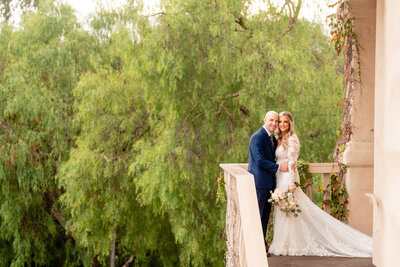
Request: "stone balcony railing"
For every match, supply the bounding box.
[303,163,340,213]
[219,163,339,267]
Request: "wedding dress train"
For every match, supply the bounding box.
[268,134,372,257]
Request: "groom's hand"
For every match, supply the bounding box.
[279,161,288,172]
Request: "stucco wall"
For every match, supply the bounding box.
[373,0,400,266]
[343,0,376,236]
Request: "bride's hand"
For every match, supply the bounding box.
[279,161,288,172]
[288,184,296,193]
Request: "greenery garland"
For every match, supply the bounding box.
[216,172,226,204]
[297,160,313,193]
[297,161,349,222]
[322,166,350,222]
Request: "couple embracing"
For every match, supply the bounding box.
[248,111,372,257]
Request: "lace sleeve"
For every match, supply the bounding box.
[287,135,300,184]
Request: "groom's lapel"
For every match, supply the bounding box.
[267,136,274,155]
[272,136,277,154]
[261,127,274,154]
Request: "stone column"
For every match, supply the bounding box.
[342,0,376,236]
[373,0,400,266]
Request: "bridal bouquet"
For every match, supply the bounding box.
[268,188,302,217]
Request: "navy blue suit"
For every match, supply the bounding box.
[248,127,279,245]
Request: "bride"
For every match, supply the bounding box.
[268,111,373,257]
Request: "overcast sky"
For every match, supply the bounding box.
[7,0,334,30]
[64,0,334,27]
[64,0,160,22]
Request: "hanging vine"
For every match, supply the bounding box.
[328,0,362,83]
[321,165,350,222]
[328,0,363,219]
[297,161,350,222]
[216,172,226,204]
[297,160,313,193]
[330,0,360,163]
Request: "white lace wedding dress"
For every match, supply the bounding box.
[269,134,373,257]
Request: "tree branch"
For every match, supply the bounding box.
[110,218,116,267]
[122,250,136,267]
[234,16,247,31]
[45,191,77,240]
[222,105,233,121]
[183,103,200,127]
[215,88,245,99]
[145,12,166,18]
[215,100,225,117]
[51,209,77,240]
[281,0,302,37]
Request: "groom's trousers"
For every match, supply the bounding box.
[256,187,272,246]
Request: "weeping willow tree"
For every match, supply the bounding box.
[0,0,342,266]
[0,1,95,265]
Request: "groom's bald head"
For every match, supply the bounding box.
[264,111,279,133]
[265,111,278,119]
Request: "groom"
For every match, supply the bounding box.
[248,111,288,253]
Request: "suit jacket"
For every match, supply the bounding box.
[248,127,279,189]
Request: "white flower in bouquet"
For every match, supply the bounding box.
[268,187,302,217]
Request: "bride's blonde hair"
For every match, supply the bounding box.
[276,111,296,149]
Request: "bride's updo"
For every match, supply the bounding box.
[276,111,296,149]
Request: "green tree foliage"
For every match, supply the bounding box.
[58,16,181,264]
[0,0,343,265]
[0,1,94,265]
